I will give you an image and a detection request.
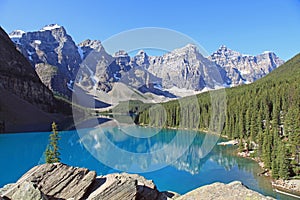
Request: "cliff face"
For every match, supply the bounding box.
[0,26,64,132]
[0,26,55,111]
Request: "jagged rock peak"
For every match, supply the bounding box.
[39,24,63,32]
[134,49,149,67]
[262,51,272,54]
[173,43,199,54]
[260,51,278,57]
[114,50,129,57]
[8,30,25,38]
[137,49,146,55]
[214,45,242,58]
[78,39,103,51]
[79,39,102,48]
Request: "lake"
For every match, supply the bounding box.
[0,122,296,199]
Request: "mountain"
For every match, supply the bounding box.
[0,26,69,133]
[9,24,82,97]
[209,45,284,86]
[146,44,229,91]
[8,25,284,104]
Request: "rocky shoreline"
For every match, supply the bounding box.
[235,145,300,198]
[0,163,275,200]
[272,179,300,197]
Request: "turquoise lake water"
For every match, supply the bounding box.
[0,124,296,199]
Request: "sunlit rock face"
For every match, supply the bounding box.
[209,45,284,86]
[146,44,228,90]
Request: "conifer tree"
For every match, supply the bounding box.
[45,122,61,163]
[279,142,290,179]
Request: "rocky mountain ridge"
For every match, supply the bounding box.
[209,45,284,86]
[8,25,284,102]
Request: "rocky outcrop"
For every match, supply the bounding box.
[0,163,174,200]
[85,173,172,200]
[209,45,284,86]
[177,181,274,200]
[1,163,96,200]
[272,179,300,196]
[11,181,48,200]
[0,163,275,200]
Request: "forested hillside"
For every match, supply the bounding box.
[135,53,300,179]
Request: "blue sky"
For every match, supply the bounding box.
[1,0,299,60]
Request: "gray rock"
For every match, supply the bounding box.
[146,44,227,90]
[176,181,274,200]
[2,163,96,200]
[11,181,48,200]
[35,63,71,98]
[86,173,173,200]
[0,163,274,200]
[0,183,14,196]
[209,45,284,86]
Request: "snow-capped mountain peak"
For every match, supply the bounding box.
[137,49,146,55]
[40,24,62,32]
[9,30,25,38]
[214,45,242,58]
[262,51,272,54]
[173,43,198,54]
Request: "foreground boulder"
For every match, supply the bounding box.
[1,163,96,200]
[11,181,48,200]
[177,181,274,200]
[85,173,175,200]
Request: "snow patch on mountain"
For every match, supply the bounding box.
[40,24,62,31]
[9,30,25,38]
[77,47,84,60]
